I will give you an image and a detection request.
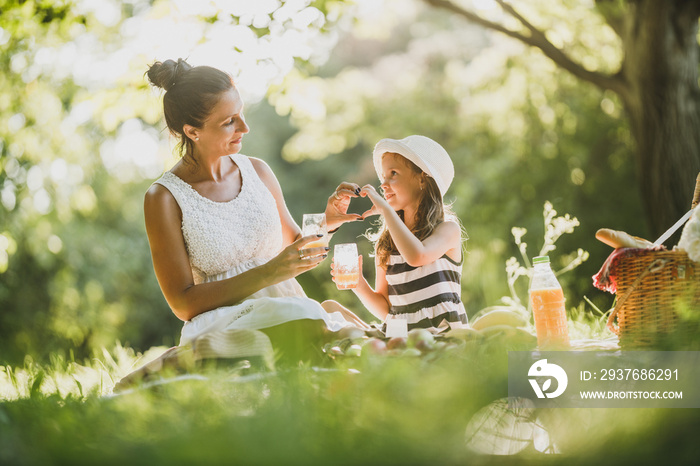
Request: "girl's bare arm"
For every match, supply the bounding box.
[361,185,461,267]
[350,256,391,321]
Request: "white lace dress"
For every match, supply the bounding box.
[154,153,350,346]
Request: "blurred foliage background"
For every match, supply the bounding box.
[2,0,681,366]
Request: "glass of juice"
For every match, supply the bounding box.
[333,243,360,290]
[302,213,328,253]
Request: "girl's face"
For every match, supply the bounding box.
[196,88,249,157]
[380,152,424,212]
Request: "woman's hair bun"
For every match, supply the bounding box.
[146,58,193,91]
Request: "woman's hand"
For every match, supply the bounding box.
[359,184,390,219]
[265,234,329,283]
[325,182,363,232]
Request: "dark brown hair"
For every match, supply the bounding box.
[146,58,234,160]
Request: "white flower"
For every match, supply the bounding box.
[511,227,527,245]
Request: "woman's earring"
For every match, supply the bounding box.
[195,137,199,141]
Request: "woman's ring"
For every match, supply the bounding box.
[333,191,341,200]
[298,249,304,259]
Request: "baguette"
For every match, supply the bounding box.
[595,228,653,249]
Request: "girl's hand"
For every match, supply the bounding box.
[325,182,363,232]
[266,234,328,282]
[359,184,389,219]
[330,254,363,285]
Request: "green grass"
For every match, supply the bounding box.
[3,206,698,465]
[2,318,699,466]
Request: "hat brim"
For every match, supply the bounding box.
[373,139,446,196]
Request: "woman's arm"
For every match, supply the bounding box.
[250,157,301,247]
[360,185,461,267]
[144,184,326,322]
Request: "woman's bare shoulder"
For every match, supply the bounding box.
[248,156,274,178]
[145,182,173,203]
[248,156,284,194]
[144,182,180,218]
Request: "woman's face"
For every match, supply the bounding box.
[196,88,249,157]
[380,152,423,212]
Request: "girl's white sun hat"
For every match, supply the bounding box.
[373,135,454,197]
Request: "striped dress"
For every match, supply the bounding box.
[385,252,468,331]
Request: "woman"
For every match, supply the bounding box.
[118,58,365,385]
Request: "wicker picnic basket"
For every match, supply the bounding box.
[603,175,700,348]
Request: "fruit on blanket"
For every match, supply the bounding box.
[479,325,537,347]
[434,341,448,351]
[387,336,407,350]
[407,328,435,350]
[337,326,366,341]
[471,309,527,331]
[444,327,483,342]
[595,228,652,249]
[345,344,362,357]
[400,348,422,357]
[362,337,387,355]
[414,339,434,352]
[479,325,519,338]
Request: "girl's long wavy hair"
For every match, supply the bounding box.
[367,154,464,269]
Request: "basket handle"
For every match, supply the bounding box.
[693,172,700,209]
[606,258,669,335]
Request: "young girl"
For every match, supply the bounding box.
[331,135,468,332]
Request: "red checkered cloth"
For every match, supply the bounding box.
[592,246,666,294]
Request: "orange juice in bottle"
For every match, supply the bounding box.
[529,256,569,348]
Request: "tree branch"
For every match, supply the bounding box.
[423,0,531,42]
[493,0,542,37]
[594,0,626,37]
[423,0,628,97]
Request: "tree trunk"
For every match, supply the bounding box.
[617,0,700,238]
[424,0,700,238]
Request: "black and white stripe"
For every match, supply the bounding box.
[385,253,468,331]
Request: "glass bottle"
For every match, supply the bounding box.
[529,256,569,347]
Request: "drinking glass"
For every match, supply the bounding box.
[333,243,360,290]
[301,213,328,252]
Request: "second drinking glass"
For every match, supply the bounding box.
[333,243,360,290]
